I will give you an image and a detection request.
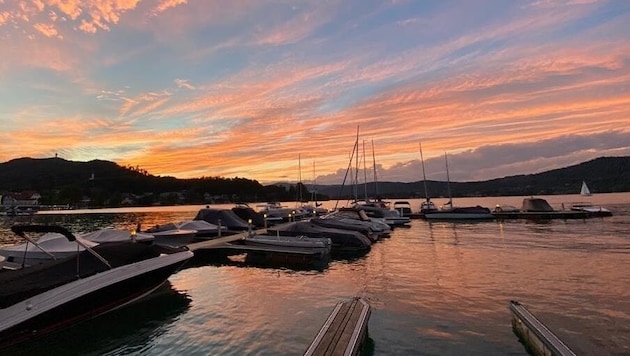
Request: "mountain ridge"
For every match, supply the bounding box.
[0,156,628,206]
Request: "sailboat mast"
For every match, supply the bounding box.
[297,153,302,204]
[312,160,318,206]
[445,152,452,205]
[419,142,429,201]
[354,126,360,202]
[334,125,359,210]
[371,139,379,199]
[363,140,368,202]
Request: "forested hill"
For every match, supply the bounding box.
[314,156,630,199]
[0,156,628,206]
[0,157,300,205]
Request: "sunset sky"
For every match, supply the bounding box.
[1,0,629,185]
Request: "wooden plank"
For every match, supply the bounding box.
[510,301,576,356]
[305,297,371,356]
[186,228,265,251]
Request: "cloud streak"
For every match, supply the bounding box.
[0,0,628,184]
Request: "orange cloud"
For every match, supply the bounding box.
[34,22,62,38]
[153,0,187,14]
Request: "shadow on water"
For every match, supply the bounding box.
[361,335,375,356]
[186,249,332,272]
[3,282,192,356]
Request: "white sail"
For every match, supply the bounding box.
[580,181,592,196]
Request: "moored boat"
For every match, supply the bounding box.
[423,202,495,221]
[567,202,612,217]
[0,225,193,349]
[267,221,372,256]
[243,234,332,255]
[0,232,99,266]
[493,197,588,220]
[421,153,494,221]
[393,201,413,217]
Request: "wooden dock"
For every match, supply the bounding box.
[184,228,329,269]
[186,228,262,251]
[510,300,576,356]
[304,297,371,356]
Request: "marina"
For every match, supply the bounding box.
[0,193,628,354]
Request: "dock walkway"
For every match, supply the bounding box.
[304,297,371,356]
[510,300,576,356]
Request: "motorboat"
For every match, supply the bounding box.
[232,203,267,228]
[423,202,495,221]
[393,201,413,217]
[172,220,226,238]
[354,203,411,227]
[0,232,99,266]
[255,202,308,223]
[267,221,372,256]
[327,207,392,238]
[567,202,612,217]
[311,215,379,242]
[243,233,332,255]
[0,225,193,349]
[194,208,251,231]
[80,227,155,244]
[145,224,198,239]
[493,197,588,220]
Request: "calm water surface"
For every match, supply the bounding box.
[1,193,629,355]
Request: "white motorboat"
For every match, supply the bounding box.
[172,220,226,238]
[568,202,612,217]
[0,225,193,349]
[80,227,155,244]
[0,232,99,266]
[145,223,198,239]
[244,234,332,255]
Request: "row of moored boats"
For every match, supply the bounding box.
[0,202,411,349]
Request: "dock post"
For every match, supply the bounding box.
[217,219,222,238]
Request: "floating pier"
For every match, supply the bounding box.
[493,211,588,220]
[509,300,576,356]
[304,297,371,356]
[185,228,329,268]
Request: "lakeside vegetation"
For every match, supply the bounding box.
[0,156,628,208]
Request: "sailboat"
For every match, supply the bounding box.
[418,142,438,215]
[580,181,592,196]
[422,153,494,221]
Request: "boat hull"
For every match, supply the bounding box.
[424,212,495,220]
[0,250,192,349]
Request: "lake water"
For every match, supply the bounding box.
[1,193,629,355]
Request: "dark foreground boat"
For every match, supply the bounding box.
[0,225,193,349]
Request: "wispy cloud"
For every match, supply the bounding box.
[0,0,628,183]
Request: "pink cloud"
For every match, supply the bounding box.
[33,22,62,38]
[152,0,187,14]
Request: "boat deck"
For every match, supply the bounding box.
[493,211,588,220]
[304,297,371,356]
